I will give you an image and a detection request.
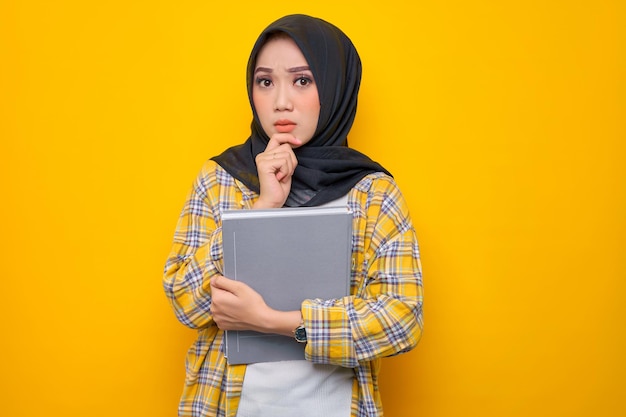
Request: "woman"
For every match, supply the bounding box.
[163,14,423,417]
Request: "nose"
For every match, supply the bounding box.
[274,84,293,111]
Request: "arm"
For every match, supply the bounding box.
[163,156,304,333]
[303,175,424,367]
[162,161,225,330]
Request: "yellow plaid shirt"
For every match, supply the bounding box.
[164,160,423,416]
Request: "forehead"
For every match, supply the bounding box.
[255,36,309,68]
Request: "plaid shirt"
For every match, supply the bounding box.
[163,160,423,416]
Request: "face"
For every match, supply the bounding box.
[252,36,320,147]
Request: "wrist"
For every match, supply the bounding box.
[259,309,302,337]
[252,198,282,209]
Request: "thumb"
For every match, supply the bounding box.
[211,275,239,293]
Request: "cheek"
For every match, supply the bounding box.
[302,95,321,120]
[307,103,321,127]
[252,93,265,114]
[252,94,271,124]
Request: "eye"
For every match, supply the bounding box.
[295,76,313,87]
[255,77,273,88]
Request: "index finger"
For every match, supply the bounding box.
[265,134,303,152]
[211,275,244,294]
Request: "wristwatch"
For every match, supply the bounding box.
[293,321,307,343]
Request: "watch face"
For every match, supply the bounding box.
[295,326,307,343]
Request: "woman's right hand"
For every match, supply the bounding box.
[253,134,302,208]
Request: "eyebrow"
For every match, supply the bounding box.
[254,66,311,74]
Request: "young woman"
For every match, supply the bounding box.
[163,14,423,417]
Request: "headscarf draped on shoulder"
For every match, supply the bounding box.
[211,14,391,207]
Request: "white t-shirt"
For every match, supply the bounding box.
[235,360,353,417]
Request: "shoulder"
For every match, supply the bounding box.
[353,172,404,199]
[194,159,258,211]
[192,160,239,193]
[351,172,413,226]
[198,159,233,183]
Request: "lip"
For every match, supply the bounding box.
[274,119,296,133]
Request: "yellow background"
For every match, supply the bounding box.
[1,1,623,416]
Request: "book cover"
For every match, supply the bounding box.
[221,206,352,364]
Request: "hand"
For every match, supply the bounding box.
[209,275,270,331]
[209,275,303,336]
[254,134,302,208]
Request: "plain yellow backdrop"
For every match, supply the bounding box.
[1,1,624,416]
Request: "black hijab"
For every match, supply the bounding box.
[211,14,391,207]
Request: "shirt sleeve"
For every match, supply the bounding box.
[302,175,424,367]
[162,161,225,330]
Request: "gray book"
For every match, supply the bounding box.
[222,206,353,365]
